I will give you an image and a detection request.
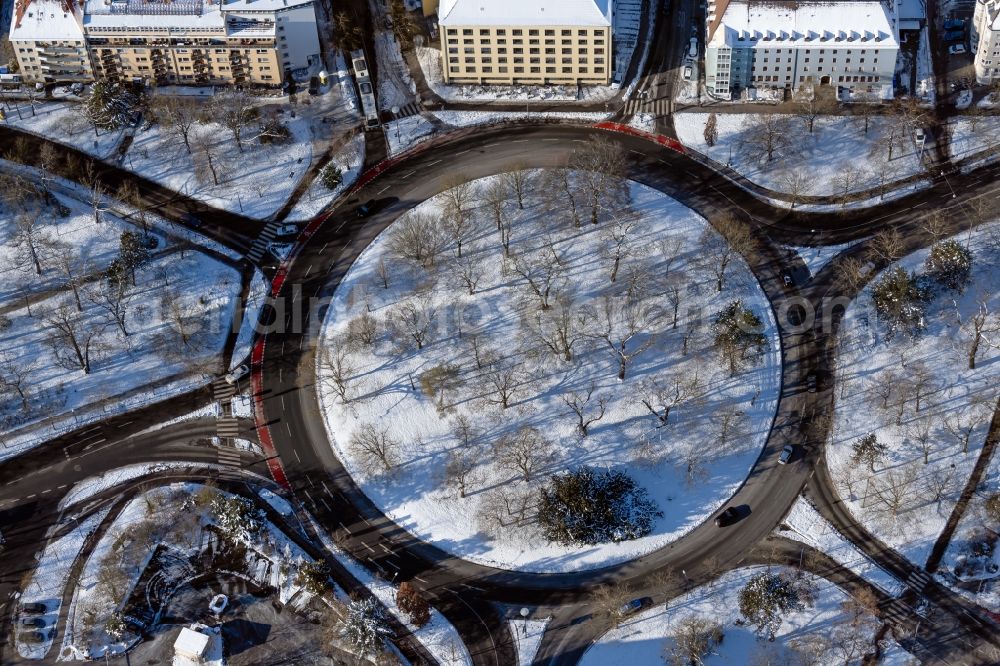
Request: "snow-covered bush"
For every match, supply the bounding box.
[395,581,431,627]
[295,561,330,595]
[537,467,662,545]
[870,266,929,337]
[85,81,142,131]
[210,495,264,546]
[664,616,725,666]
[737,571,811,640]
[924,240,973,292]
[105,612,127,640]
[340,597,393,658]
[321,163,344,190]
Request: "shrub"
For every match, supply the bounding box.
[396,581,431,627]
[537,466,662,545]
[738,572,807,640]
[296,561,330,595]
[321,163,344,190]
[871,266,928,337]
[924,240,972,292]
[711,300,768,375]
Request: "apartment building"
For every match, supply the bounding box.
[438,0,612,86]
[8,0,321,86]
[973,0,1000,84]
[704,0,899,100]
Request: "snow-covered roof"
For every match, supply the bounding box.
[10,0,85,40]
[81,0,309,30]
[709,1,898,49]
[439,0,611,27]
[174,628,209,658]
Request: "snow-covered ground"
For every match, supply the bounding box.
[415,47,618,103]
[0,243,240,463]
[3,101,124,159]
[126,111,312,220]
[385,114,437,155]
[948,116,1000,162]
[627,113,657,134]
[827,223,1000,567]
[286,133,366,223]
[787,241,863,279]
[579,566,909,665]
[433,111,609,127]
[60,461,219,510]
[317,173,781,572]
[373,27,416,112]
[230,269,268,370]
[307,515,473,666]
[16,508,111,660]
[511,619,548,666]
[781,497,906,596]
[674,112,926,197]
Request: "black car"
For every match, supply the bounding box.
[715,507,741,527]
[308,76,320,95]
[356,199,377,217]
[20,603,46,614]
[943,29,965,42]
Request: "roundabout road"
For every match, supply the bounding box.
[248,122,1000,665]
[247,122,1000,664]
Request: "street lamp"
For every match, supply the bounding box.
[519,607,530,636]
[941,170,956,198]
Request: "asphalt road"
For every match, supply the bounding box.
[253,123,1000,664]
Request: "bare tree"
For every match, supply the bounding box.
[561,382,607,436]
[349,423,400,474]
[664,617,725,666]
[444,416,479,497]
[508,247,564,310]
[588,293,662,381]
[544,167,582,227]
[797,95,833,134]
[212,89,258,152]
[699,213,756,292]
[194,132,221,186]
[592,583,634,628]
[869,463,918,522]
[442,178,475,258]
[481,177,509,230]
[481,357,523,410]
[11,211,51,276]
[89,271,133,337]
[946,401,990,454]
[834,256,870,296]
[523,291,585,362]
[393,298,437,351]
[154,95,200,154]
[870,152,899,200]
[319,346,356,403]
[832,166,864,205]
[451,256,484,295]
[388,212,448,269]
[715,407,748,452]
[960,296,999,370]
[641,374,701,426]
[494,426,553,482]
[906,419,934,465]
[45,300,99,374]
[164,291,202,348]
[741,114,792,163]
[569,136,629,224]
[779,170,812,210]
[601,209,644,283]
[476,485,533,537]
[346,311,378,348]
[502,166,532,210]
[867,228,905,265]
[0,354,36,412]
[374,257,391,290]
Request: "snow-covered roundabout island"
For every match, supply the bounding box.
[316,172,781,572]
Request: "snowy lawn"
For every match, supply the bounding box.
[286,133,366,223]
[416,47,617,103]
[511,619,548,665]
[3,100,124,159]
[385,114,437,156]
[674,112,926,197]
[16,507,111,660]
[317,173,781,572]
[126,111,313,220]
[0,247,241,462]
[433,111,609,127]
[579,566,908,665]
[373,29,416,112]
[787,241,863,279]
[230,269,268,369]
[827,223,1000,567]
[947,116,1000,162]
[781,497,906,596]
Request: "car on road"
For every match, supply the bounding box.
[356,199,377,217]
[20,603,46,614]
[807,373,818,393]
[688,37,698,58]
[618,597,651,617]
[715,506,741,527]
[683,65,693,80]
[778,444,796,465]
[274,223,300,238]
[948,43,967,55]
[224,364,250,385]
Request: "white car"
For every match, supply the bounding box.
[224,364,250,385]
[688,37,698,59]
[948,44,966,55]
[274,223,300,237]
[778,445,795,465]
[683,65,693,81]
[914,127,926,144]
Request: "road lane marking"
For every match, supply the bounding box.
[427,159,443,166]
[285,422,292,436]
[320,242,329,254]
[115,421,134,428]
[293,448,301,462]
[376,185,389,194]
[304,265,313,277]
[400,170,415,179]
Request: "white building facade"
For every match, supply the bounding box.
[704,0,899,100]
[973,0,1000,84]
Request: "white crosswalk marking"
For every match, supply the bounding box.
[393,101,421,118]
[246,220,284,264]
[624,97,671,116]
[217,417,240,438]
[212,379,236,401]
[217,447,242,468]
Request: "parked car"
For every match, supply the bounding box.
[20,617,46,629]
[949,43,967,55]
[688,37,698,58]
[308,76,320,95]
[914,126,926,144]
[807,373,818,393]
[778,445,796,465]
[943,29,965,41]
[944,18,966,30]
[683,65,693,80]
[19,603,46,615]
[224,364,250,385]
[617,598,651,616]
[715,506,741,527]
[274,223,300,237]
